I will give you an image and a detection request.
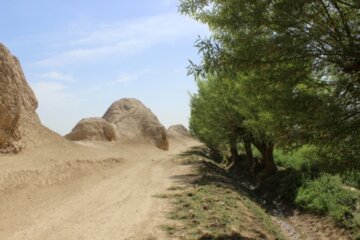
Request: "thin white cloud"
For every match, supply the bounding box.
[38,71,74,82]
[33,81,66,92]
[114,69,152,84]
[115,73,138,84]
[34,14,208,67]
[35,41,144,66]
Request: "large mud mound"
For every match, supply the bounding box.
[0,44,40,154]
[0,43,72,154]
[65,118,117,142]
[103,98,169,150]
[167,124,192,139]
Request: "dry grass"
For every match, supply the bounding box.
[157,147,285,240]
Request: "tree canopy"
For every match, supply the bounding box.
[181,0,360,176]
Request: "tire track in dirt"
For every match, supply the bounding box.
[0,140,198,240]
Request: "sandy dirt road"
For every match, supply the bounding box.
[0,139,198,240]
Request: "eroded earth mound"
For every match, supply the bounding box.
[0,44,40,154]
[65,118,117,142]
[167,124,192,139]
[103,98,169,150]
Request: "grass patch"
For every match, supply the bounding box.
[164,184,284,240]
[159,224,178,236]
[152,193,171,199]
[167,185,187,191]
[160,158,285,240]
[240,197,285,240]
[171,144,360,239]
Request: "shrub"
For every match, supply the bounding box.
[274,145,319,172]
[295,174,359,226]
[341,170,360,189]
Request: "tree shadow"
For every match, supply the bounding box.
[173,146,299,219]
[199,233,259,240]
[179,145,223,163]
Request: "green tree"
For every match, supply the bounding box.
[180,0,360,171]
[190,73,281,177]
[189,75,247,166]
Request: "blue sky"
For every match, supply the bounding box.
[1,0,208,134]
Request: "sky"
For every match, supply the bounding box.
[1,0,208,135]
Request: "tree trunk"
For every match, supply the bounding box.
[230,140,240,163]
[229,140,243,174]
[260,144,277,176]
[253,141,277,179]
[244,140,254,169]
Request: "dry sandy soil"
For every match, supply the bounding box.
[0,137,352,240]
[0,138,199,240]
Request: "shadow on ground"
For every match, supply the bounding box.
[175,145,298,217]
[179,145,224,163]
[162,146,287,240]
[199,233,258,240]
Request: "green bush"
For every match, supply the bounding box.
[274,145,319,171]
[295,174,358,226]
[341,170,360,189]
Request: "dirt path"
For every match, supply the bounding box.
[1,140,352,240]
[0,140,197,240]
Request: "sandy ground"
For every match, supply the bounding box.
[0,138,199,240]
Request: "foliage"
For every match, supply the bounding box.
[180,0,360,168]
[189,74,245,150]
[295,174,359,227]
[264,169,360,235]
[275,145,320,171]
[341,170,360,189]
[275,146,360,189]
[181,0,360,235]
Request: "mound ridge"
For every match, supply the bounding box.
[65,118,117,142]
[167,124,192,139]
[103,98,169,150]
[67,98,169,150]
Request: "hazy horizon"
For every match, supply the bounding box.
[1,0,208,135]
